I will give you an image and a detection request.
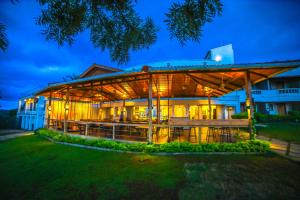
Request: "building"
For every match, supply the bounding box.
[17,45,300,144]
[17,95,45,130]
[230,67,300,115]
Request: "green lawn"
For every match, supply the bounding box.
[1,135,300,199]
[257,122,300,143]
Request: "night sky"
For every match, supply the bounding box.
[1,0,300,109]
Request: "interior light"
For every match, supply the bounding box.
[65,103,69,110]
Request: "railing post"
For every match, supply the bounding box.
[85,123,89,136]
[113,124,115,140]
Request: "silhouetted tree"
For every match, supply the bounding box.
[0,23,8,51]
[2,0,223,63]
[36,0,223,64]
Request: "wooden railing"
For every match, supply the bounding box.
[47,118,249,143]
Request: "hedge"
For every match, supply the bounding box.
[232,110,300,123]
[36,129,270,153]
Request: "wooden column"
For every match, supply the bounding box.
[167,74,170,142]
[245,71,255,139]
[208,93,212,120]
[148,74,153,143]
[167,74,171,120]
[156,78,160,124]
[63,87,70,133]
[47,91,52,128]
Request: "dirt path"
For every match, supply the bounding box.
[0,132,34,141]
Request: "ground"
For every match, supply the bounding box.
[257,122,300,143]
[0,135,300,200]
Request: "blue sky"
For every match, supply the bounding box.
[1,0,300,109]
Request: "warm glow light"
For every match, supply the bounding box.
[215,55,222,62]
[65,103,69,110]
[204,86,213,93]
[47,105,52,111]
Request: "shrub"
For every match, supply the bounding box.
[232,111,300,122]
[231,112,248,119]
[35,128,270,153]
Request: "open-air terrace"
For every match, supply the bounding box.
[36,60,300,143]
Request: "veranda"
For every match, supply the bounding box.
[37,61,298,143]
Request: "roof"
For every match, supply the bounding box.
[36,60,300,102]
[273,67,300,78]
[79,63,122,78]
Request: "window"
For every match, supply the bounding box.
[268,104,273,111]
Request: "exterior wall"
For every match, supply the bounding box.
[17,96,46,130]
[226,75,300,115]
[205,44,234,64]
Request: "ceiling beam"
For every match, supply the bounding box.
[186,73,228,94]
[188,76,224,96]
[249,70,269,78]
[202,73,242,88]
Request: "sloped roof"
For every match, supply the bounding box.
[79,63,122,78]
[36,60,300,101]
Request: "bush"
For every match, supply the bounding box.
[36,128,270,153]
[232,111,300,122]
[231,112,248,119]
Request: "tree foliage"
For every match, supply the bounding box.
[2,0,223,63]
[0,23,9,51]
[36,0,158,64]
[165,0,223,45]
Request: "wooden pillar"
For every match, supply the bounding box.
[245,71,255,139]
[156,78,160,124]
[64,87,70,133]
[208,94,212,120]
[148,74,153,143]
[47,91,52,128]
[167,74,170,142]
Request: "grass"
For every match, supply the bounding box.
[257,122,300,143]
[0,135,300,199]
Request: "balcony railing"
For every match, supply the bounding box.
[278,88,299,94]
[252,88,300,95]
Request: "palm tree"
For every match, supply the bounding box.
[0,23,8,51]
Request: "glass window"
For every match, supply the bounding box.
[174,105,186,117]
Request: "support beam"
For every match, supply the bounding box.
[63,87,70,133]
[187,74,229,93]
[127,82,141,98]
[155,77,161,124]
[208,93,212,120]
[187,74,228,96]
[47,91,52,128]
[245,71,255,139]
[202,73,241,89]
[148,74,153,143]
[249,70,269,78]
